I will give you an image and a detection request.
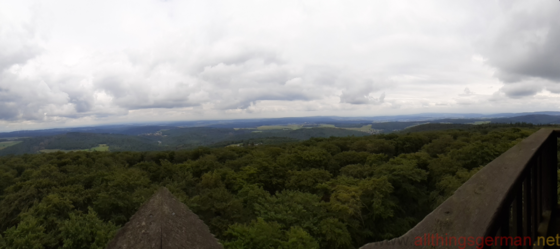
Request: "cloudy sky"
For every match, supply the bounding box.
[1,0,559,131]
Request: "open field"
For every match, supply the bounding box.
[341,125,375,133]
[237,123,376,134]
[256,124,303,130]
[91,144,109,151]
[0,141,21,150]
[40,144,109,153]
[472,121,491,125]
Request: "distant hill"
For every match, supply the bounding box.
[399,123,474,133]
[0,127,370,156]
[0,133,162,156]
[0,125,172,139]
[3,112,560,156]
[489,114,560,124]
[2,112,560,139]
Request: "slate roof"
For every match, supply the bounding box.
[105,187,224,249]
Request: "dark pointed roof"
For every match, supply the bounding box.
[105,187,224,249]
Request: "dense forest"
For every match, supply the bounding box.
[0,125,554,248]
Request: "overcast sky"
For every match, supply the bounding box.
[1,0,559,131]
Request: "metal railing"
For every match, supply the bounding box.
[361,128,559,249]
[492,129,557,249]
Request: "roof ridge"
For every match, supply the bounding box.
[105,187,223,249]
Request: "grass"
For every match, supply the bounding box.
[0,141,22,150]
[472,121,491,125]
[40,144,109,153]
[91,144,109,151]
[342,125,374,133]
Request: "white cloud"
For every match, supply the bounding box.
[0,0,559,131]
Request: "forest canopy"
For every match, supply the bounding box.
[0,125,552,249]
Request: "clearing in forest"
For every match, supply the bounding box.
[0,141,22,150]
[40,144,109,153]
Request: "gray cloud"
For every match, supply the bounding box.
[95,76,129,99]
[0,102,19,120]
[500,83,543,98]
[196,48,284,72]
[0,26,42,71]
[546,84,560,94]
[94,76,203,110]
[459,88,474,96]
[69,95,93,113]
[198,52,292,87]
[216,89,312,110]
[478,1,560,84]
[340,81,384,105]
